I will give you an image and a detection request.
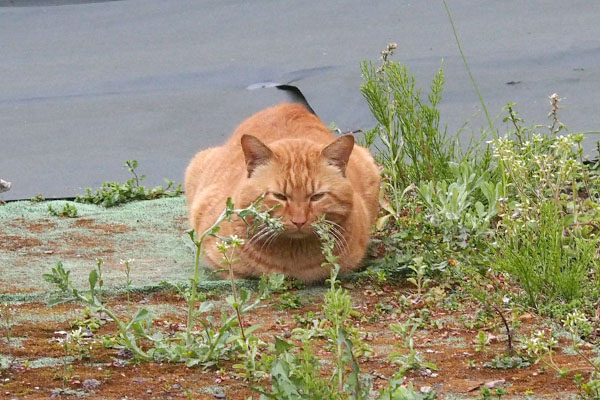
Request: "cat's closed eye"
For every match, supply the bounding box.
[272,192,288,201]
[310,193,326,202]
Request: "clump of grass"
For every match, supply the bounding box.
[48,202,78,218]
[30,193,45,203]
[495,199,597,310]
[75,160,182,207]
[360,43,459,189]
[490,103,600,312]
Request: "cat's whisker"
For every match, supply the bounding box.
[260,230,279,253]
[327,220,347,234]
[325,220,349,254]
[265,231,280,251]
[247,225,272,246]
[330,226,349,254]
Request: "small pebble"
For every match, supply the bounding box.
[82,379,101,390]
[214,393,226,399]
[484,379,506,389]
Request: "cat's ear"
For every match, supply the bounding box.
[321,134,354,176]
[241,134,274,177]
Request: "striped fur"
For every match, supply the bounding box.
[184,103,380,282]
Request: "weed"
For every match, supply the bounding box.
[256,218,375,398]
[483,355,532,370]
[377,377,437,400]
[478,387,507,400]
[257,273,303,310]
[70,307,102,331]
[47,202,78,218]
[475,331,489,353]
[389,321,437,375]
[406,257,432,297]
[494,200,597,309]
[44,261,153,361]
[120,258,134,303]
[361,47,453,189]
[521,329,567,376]
[275,292,303,310]
[258,273,287,299]
[30,193,45,203]
[75,159,182,207]
[417,160,500,245]
[44,197,282,369]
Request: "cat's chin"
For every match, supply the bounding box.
[282,231,312,239]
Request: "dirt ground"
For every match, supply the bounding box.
[1,287,591,399]
[0,199,591,399]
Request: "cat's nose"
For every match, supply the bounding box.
[292,219,306,230]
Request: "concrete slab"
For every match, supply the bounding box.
[1,0,599,200]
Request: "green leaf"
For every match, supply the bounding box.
[274,337,294,354]
[89,269,98,292]
[126,308,151,330]
[47,297,73,307]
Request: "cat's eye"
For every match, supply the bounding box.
[272,192,288,201]
[310,193,326,201]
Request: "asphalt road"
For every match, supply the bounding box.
[1,0,599,200]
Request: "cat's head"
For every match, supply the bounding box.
[238,134,354,238]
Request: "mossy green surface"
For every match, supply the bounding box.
[1,198,197,296]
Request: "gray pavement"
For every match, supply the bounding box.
[1,0,600,200]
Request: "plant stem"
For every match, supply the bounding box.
[71,290,151,361]
[443,0,495,138]
[227,249,246,343]
[491,304,513,353]
[186,209,229,346]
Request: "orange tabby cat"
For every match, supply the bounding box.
[184,103,380,282]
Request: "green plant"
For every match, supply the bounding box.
[406,257,432,296]
[376,376,437,400]
[44,197,282,369]
[389,321,437,375]
[577,374,600,400]
[475,331,489,353]
[316,217,369,396]
[121,258,134,303]
[275,292,303,310]
[562,311,600,398]
[70,307,102,331]
[258,273,287,299]
[494,200,597,310]
[44,261,152,361]
[256,218,372,399]
[56,330,78,387]
[75,159,182,207]
[361,44,453,189]
[478,387,506,400]
[30,193,45,203]
[443,0,495,136]
[417,160,500,244]
[483,355,532,370]
[48,202,78,218]
[255,339,339,400]
[521,329,567,376]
